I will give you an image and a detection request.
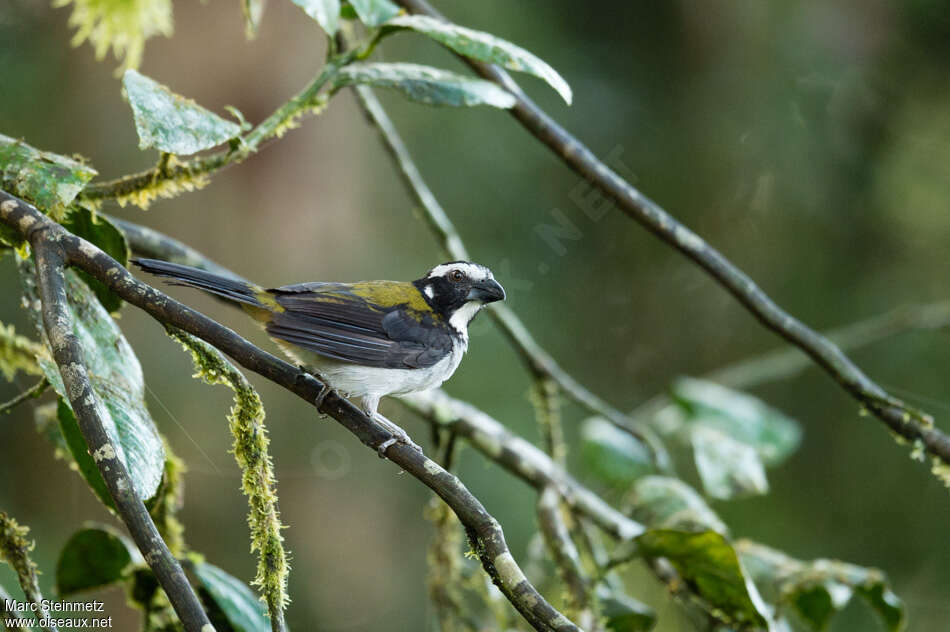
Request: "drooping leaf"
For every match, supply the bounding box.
[598,589,656,632]
[333,63,517,108]
[0,322,45,382]
[347,0,399,26]
[691,425,768,500]
[580,416,653,485]
[192,561,271,632]
[290,0,339,35]
[0,134,97,219]
[385,15,572,104]
[636,530,770,629]
[625,476,727,534]
[56,524,141,596]
[123,69,244,155]
[241,0,265,38]
[737,540,906,632]
[670,377,802,465]
[61,206,129,313]
[35,270,165,507]
[52,0,172,73]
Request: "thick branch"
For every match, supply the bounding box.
[394,0,949,467]
[0,191,579,632]
[350,84,670,469]
[22,231,212,631]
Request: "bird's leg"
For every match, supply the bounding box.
[362,396,422,456]
[296,365,333,416]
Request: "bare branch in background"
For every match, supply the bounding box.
[394,0,950,469]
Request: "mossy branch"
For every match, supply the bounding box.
[166,327,289,632]
[0,322,46,382]
[0,512,58,632]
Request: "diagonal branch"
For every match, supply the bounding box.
[350,84,670,469]
[18,227,212,631]
[0,190,580,632]
[394,0,950,470]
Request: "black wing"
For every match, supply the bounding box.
[265,283,454,369]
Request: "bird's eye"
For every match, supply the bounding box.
[450,270,464,283]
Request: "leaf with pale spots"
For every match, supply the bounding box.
[34,270,165,508]
[0,134,97,219]
[625,475,727,534]
[123,69,244,155]
[737,540,905,632]
[384,15,572,104]
[333,63,517,108]
[193,561,271,632]
[290,0,339,35]
[580,416,653,485]
[56,524,141,596]
[61,206,129,314]
[347,0,399,26]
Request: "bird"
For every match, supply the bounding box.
[132,258,505,453]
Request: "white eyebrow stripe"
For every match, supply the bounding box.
[428,262,491,281]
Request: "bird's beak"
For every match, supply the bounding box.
[466,279,506,304]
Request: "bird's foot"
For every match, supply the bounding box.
[372,413,422,457]
[313,382,332,411]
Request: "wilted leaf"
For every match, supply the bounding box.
[0,134,97,218]
[61,207,129,313]
[626,476,727,534]
[691,425,768,500]
[123,69,244,155]
[581,416,653,485]
[637,530,769,629]
[56,524,141,596]
[385,15,572,104]
[737,540,905,632]
[193,561,270,632]
[671,377,802,465]
[598,589,656,631]
[290,0,339,35]
[53,0,172,72]
[333,63,517,108]
[348,0,399,26]
[36,270,165,507]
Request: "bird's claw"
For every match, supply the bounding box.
[372,413,423,457]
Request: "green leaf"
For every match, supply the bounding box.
[580,416,653,485]
[691,425,768,500]
[347,0,399,26]
[192,561,271,632]
[670,377,802,465]
[0,134,97,218]
[242,0,265,38]
[57,399,113,508]
[385,15,572,104]
[56,524,140,596]
[60,207,129,314]
[333,63,517,108]
[290,0,339,35]
[598,589,656,631]
[123,69,244,155]
[36,270,165,507]
[737,540,906,632]
[626,476,727,534]
[636,530,769,629]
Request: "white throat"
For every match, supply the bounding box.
[448,301,483,342]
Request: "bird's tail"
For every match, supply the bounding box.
[132,258,266,309]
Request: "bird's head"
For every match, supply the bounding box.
[415,262,505,333]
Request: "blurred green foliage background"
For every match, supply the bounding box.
[2,0,950,630]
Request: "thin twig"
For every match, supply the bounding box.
[0,191,580,632]
[0,378,48,416]
[349,83,670,469]
[0,512,58,632]
[394,0,950,469]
